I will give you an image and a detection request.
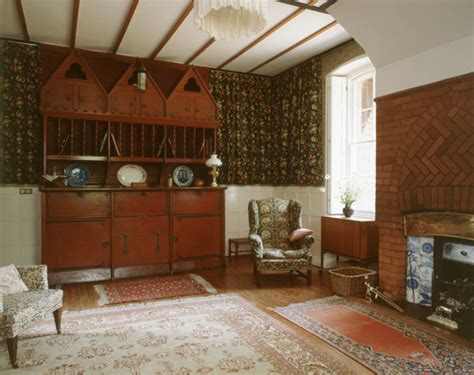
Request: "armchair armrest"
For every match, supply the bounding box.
[302,235,315,248]
[290,235,315,250]
[249,233,264,257]
[17,265,49,290]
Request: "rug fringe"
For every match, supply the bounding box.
[93,284,110,306]
[190,273,217,293]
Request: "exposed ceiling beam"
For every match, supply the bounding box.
[112,0,139,54]
[277,0,337,14]
[149,0,194,60]
[71,0,80,48]
[185,38,216,65]
[15,0,29,42]
[217,0,317,70]
[247,20,337,74]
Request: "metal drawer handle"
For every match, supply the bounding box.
[76,192,85,199]
[155,233,161,253]
[121,233,129,255]
[140,192,147,197]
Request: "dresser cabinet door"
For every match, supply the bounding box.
[47,192,110,219]
[113,191,168,217]
[44,220,111,270]
[112,216,169,267]
[173,190,220,214]
[172,215,221,259]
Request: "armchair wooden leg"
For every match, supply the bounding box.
[6,336,18,368]
[307,269,312,286]
[53,307,62,334]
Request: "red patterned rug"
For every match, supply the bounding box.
[94,273,217,305]
[273,296,474,374]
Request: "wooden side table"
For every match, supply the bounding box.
[228,238,251,258]
[321,215,378,270]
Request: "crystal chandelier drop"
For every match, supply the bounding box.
[194,0,269,40]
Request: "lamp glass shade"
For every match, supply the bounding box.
[206,154,222,167]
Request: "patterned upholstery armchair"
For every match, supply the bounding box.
[248,197,314,287]
[0,265,63,368]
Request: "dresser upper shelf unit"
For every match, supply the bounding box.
[40,50,218,127]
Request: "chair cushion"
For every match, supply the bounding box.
[0,289,63,338]
[0,264,28,296]
[262,248,309,259]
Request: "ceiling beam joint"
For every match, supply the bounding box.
[112,0,139,54]
[71,0,80,48]
[15,0,30,42]
[149,0,194,60]
[185,38,215,65]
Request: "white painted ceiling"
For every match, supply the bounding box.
[0,0,351,76]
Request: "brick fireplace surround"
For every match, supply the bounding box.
[375,72,474,301]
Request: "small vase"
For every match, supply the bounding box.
[343,206,353,217]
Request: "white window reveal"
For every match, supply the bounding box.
[327,57,376,217]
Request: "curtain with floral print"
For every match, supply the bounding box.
[0,41,42,184]
[209,70,275,185]
[209,55,324,186]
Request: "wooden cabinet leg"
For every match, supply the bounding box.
[320,251,324,273]
[228,239,231,257]
[6,336,18,368]
[53,307,62,334]
[307,268,312,286]
[236,244,239,258]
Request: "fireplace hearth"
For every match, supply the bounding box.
[404,213,474,339]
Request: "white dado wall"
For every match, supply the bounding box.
[0,185,333,268]
[0,186,41,265]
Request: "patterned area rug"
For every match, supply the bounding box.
[0,294,353,374]
[94,273,217,305]
[272,296,474,374]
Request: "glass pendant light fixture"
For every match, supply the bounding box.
[194,0,268,40]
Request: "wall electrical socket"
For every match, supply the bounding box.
[19,188,33,195]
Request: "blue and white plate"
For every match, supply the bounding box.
[65,163,90,187]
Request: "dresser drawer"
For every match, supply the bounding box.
[172,190,221,214]
[113,191,168,217]
[47,192,110,219]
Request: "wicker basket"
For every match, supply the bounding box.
[329,267,377,297]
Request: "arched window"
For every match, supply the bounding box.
[327,57,376,217]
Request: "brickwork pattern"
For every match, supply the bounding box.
[375,73,474,300]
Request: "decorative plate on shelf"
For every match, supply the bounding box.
[172,166,194,187]
[65,163,90,187]
[117,164,148,187]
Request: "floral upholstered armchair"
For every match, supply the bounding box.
[248,197,314,287]
[0,265,63,368]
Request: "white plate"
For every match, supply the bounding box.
[117,164,147,187]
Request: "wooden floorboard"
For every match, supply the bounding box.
[61,256,472,373]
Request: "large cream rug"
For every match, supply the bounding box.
[0,294,353,374]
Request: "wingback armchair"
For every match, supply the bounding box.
[248,197,314,286]
[0,265,63,368]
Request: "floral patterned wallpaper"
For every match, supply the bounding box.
[0,41,42,184]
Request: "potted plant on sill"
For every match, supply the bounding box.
[339,179,360,218]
